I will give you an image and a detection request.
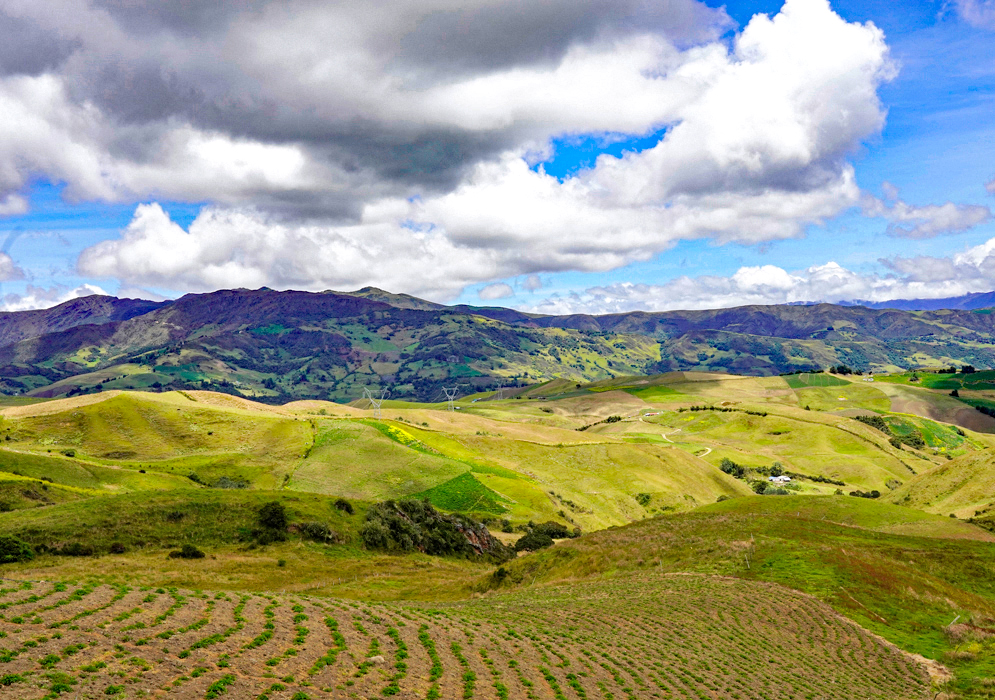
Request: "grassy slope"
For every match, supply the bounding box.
[890,451,995,518]
[0,377,990,528]
[495,495,995,696]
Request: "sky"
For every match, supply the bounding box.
[0,0,992,314]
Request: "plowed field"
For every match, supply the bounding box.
[0,574,929,699]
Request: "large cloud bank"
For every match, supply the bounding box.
[531,234,995,314]
[0,0,916,300]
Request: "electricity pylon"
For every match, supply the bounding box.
[442,385,462,412]
[363,387,390,419]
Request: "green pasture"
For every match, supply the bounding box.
[783,373,851,388]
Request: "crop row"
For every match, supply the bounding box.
[0,574,930,699]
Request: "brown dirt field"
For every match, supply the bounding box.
[0,574,932,699]
[877,384,995,434]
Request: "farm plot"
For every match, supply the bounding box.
[0,574,929,699]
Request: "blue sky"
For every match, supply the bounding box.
[0,0,993,312]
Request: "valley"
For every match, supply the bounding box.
[2,360,995,697]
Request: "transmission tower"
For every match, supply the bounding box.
[442,385,462,412]
[363,386,390,419]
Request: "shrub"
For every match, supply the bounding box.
[361,498,513,562]
[848,490,881,499]
[0,536,33,564]
[889,437,902,450]
[854,415,890,434]
[56,542,94,557]
[533,521,570,539]
[635,493,651,507]
[333,498,354,515]
[258,501,288,530]
[214,477,250,489]
[60,449,76,457]
[719,458,745,479]
[109,542,126,554]
[299,522,340,544]
[900,430,926,449]
[514,530,554,552]
[169,544,205,559]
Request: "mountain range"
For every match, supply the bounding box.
[5,286,995,402]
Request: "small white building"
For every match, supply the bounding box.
[768,475,791,483]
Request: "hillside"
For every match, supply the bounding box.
[2,381,995,696]
[889,451,995,518]
[5,288,995,402]
[0,575,929,700]
[1,370,988,532]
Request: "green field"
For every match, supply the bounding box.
[783,372,851,388]
[2,376,995,697]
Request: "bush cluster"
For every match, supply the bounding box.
[854,415,926,450]
[720,458,746,479]
[513,521,578,552]
[53,542,94,557]
[298,522,341,544]
[169,544,206,559]
[751,482,789,496]
[575,415,623,432]
[849,490,881,499]
[361,498,513,562]
[514,530,553,552]
[333,497,354,515]
[0,536,33,564]
[678,405,768,417]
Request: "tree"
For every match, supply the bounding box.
[514,530,554,552]
[950,389,960,398]
[962,365,976,374]
[769,462,783,477]
[258,501,289,531]
[720,458,745,479]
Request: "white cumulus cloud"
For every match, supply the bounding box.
[862,184,991,239]
[527,234,995,315]
[0,283,107,312]
[477,283,514,301]
[76,0,896,300]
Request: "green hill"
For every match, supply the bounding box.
[494,495,995,697]
[7,287,995,404]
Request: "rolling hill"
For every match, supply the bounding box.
[1,375,995,696]
[4,287,995,403]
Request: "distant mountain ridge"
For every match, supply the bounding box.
[839,290,995,311]
[3,287,995,402]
